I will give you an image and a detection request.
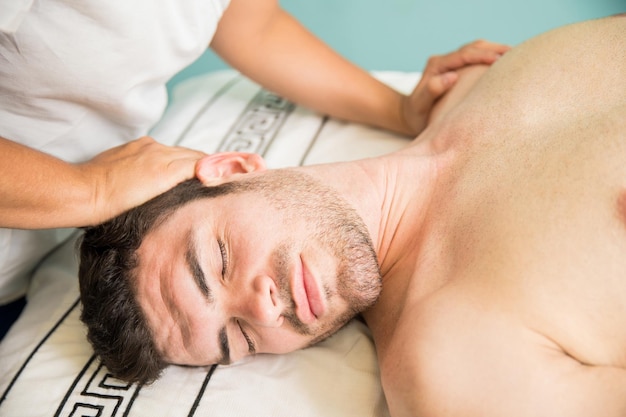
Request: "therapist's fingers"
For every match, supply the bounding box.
[410,70,459,112]
[81,136,206,224]
[400,70,459,136]
[424,40,511,76]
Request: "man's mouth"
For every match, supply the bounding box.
[293,256,325,324]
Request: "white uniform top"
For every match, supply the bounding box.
[0,0,231,304]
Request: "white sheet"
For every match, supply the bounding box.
[0,70,420,417]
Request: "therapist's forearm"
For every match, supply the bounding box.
[211,1,412,135]
[0,136,96,229]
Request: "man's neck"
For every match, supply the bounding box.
[301,148,440,286]
[305,145,450,347]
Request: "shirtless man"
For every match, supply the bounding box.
[78,16,626,416]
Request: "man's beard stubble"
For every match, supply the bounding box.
[253,169,382,344]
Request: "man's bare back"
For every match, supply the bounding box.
[363,16,626,416]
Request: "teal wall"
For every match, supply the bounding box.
[168,0,624,90]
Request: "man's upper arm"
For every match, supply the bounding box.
[381,299,626,417]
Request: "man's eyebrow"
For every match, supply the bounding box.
[217,326,231,365]
[185,231,230,365]
[185,231,213,302]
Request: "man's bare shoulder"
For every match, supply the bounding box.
[378,286,626,417]
[444,16,626,140]
[406,15,626,158]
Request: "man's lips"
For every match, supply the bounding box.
[293,256,325,324]
[302,258,325,318]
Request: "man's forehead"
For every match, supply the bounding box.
[141,199,216,247]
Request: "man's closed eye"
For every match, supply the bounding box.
[237,319,256,354]
[218,238,228,278]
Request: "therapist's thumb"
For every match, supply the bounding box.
[428,71,459,99]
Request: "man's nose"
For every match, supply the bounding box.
[237,274,284,327]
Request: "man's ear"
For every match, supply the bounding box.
[195,152,266,185]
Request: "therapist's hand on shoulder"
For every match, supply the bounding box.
[79,137,205,225]
[402,40,511,136]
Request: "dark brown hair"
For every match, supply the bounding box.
[78,179,239,384]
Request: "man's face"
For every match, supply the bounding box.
[134,170,382,366]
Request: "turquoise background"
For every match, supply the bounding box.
[168,0,624,90]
